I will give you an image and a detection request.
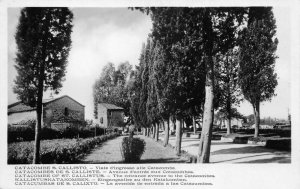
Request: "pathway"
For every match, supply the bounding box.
[80,135,187,164]
[164,133,291,163]
[80,133,290,164]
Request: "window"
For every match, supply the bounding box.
[100,117,103,124]
[64,107,69,116]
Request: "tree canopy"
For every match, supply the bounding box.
[93,61,133,120]
[14,8,73,107]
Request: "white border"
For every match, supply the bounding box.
[1,0,300,189]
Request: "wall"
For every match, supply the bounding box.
[107,110,124,129]
[8,111,36,124]
[217,118,243,128]
[97,104,108,128]
[43,96,85,127]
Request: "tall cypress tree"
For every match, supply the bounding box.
[14,8,73,163]
[139,8,207,155]
[238,7,278,138]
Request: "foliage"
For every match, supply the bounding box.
[129,43,151,128]
[215,49,242,119]
[120,137,146,163]
[14,7,73,106]
[133,7,248,162]
[8,133,118,164]
[8,124,35,143]
[146,40,160,124]
[215,108,243,122]
[149,8,207,119]
[8,124,106,143]
[238,7,278,137]
[93,62,133,119]
[133,7,279,162]
[239,7,278,106]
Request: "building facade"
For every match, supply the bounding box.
[8,95,85,129]
[215,118,243,129]
[96,103,124,130]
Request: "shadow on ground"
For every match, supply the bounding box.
[210,145,291,163]
[211,146,290,155]
[237,156,291,163]
[185,142,233,148]
[139,158,187,163]
[80,161,124,164]
[81,158,186,164]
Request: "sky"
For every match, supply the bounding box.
[7,7,290,120]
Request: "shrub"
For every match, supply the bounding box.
[8,124,106,143]
[121,136,145,163]
[8,124,35,143]
[8,133,119,164]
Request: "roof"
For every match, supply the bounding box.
[98,103,124,110]
[8,95,84,114]
[8,102,36,114]
[42,95,85,107]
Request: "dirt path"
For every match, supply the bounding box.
[80,135,187,164]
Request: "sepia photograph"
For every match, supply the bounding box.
[1,0,300,189]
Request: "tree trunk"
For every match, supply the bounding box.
[173,117,176,131]
[197,11,215,163]
[198,83,214,163]
[33,45,46,164]
[161,121,165,131]
[193,116,196,134]
[226,119,231,135]
[33,105,42,164]
[147,128,150,137]
[175,119,182,155]
[33,71,44,164]
[155,122,159,141]
[226,53,232,135]
[253,102,260,138]
[152,125,156,139]
[164,119,169,146]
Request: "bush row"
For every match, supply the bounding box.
[214,128,291,137]
[8,133,118,164]
[8,125,106,143]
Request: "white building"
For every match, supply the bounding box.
[96,103,125,130]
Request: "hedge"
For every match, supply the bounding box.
[8,125,106,143]
[214,128,291,137]
[8,133,118,164]
[265,138,291,151]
